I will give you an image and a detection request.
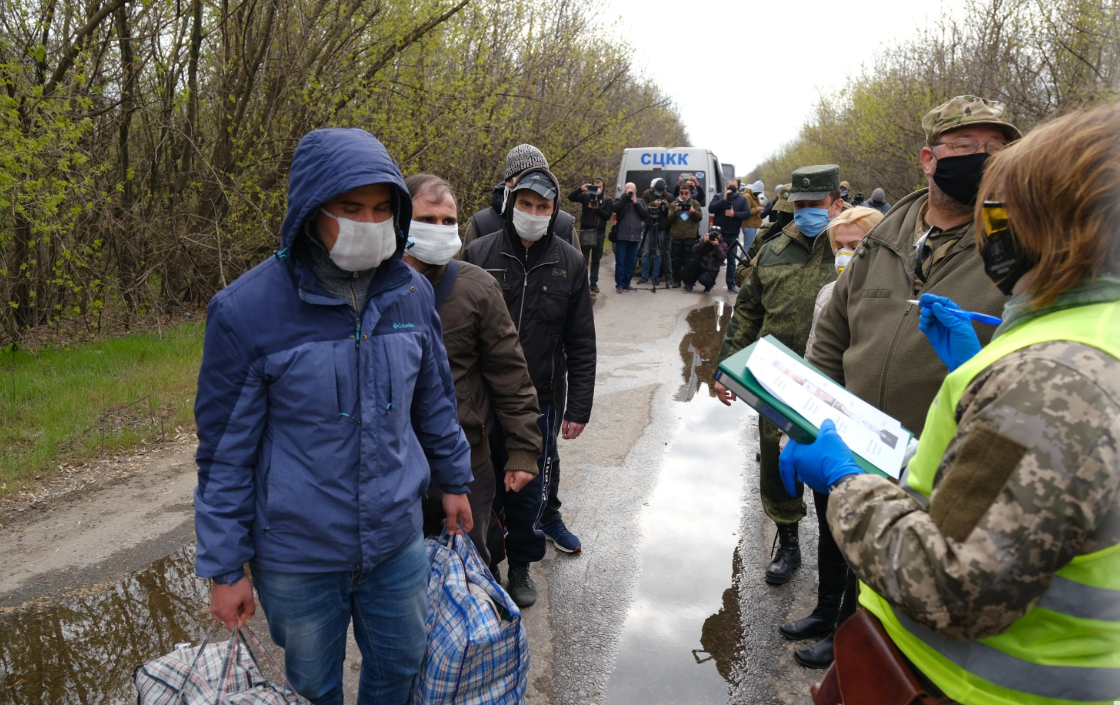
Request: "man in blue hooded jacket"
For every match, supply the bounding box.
[194,127,474,705]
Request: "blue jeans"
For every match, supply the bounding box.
[252,534,430,705]
[613,240,640,289]
[640,227,669,280]
[741,227,758,254]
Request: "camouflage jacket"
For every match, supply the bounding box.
[718,221,837,364]
[829,280,1120,641]
[733,218,785,286]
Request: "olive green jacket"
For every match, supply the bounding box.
[667,198,702,238]
[805,189,1008,435]
[718,221,837,364]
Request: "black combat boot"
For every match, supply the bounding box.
[779,558,846,640]
[765,522,801,584]
[794,567,858,669]
[794,631,835,669]
[507,563,538,608]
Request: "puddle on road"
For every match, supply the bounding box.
[605,302,751,703]
[0,546,210,705]
[676,301,727,402]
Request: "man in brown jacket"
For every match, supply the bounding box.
[789,97,1017,668]
[807,95,1018,435]
[404,174,543,568]
[741,180,765,252]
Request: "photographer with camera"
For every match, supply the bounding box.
[679,225,729,293]
[611,182,648,292]
[674,173,706,206]
[667,182,702,287]
[839,180,865,207]
[708,178,753,292]
[568,177,613,292]
[639,178,673,284]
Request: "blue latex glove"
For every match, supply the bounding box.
[780,419,864,496]
[917,293,982,372]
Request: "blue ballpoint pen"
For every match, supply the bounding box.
[908,299,1003,326]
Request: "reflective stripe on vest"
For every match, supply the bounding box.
[861,300,1120,705]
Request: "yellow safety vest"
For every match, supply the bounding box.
[860,300,1120,705]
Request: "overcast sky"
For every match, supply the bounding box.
[602,0,969,177]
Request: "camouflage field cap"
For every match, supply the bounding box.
[922,95,1022,146]
[773,183,794,213]
[788,164,840,202]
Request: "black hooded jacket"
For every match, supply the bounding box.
[461,169,596,423]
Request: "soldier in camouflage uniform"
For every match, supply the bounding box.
[733,183,794,287]
[783,103,1120,704]
[716,165,843,585]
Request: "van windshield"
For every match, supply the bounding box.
[624,170,708,199]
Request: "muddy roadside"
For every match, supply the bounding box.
[0,436,199,612]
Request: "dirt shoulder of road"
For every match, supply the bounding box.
[0,435,199,613]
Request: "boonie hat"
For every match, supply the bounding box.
[922,95,1022,146]
[511,170,558,200]
[788,165,841,202]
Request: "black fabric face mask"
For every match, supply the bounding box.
[932,152,989,206]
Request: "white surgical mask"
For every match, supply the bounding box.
[512,207,550,242]
[835,248,855,274]
[407,221,461,266]
[320,209,397,272]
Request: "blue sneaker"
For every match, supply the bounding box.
[539,520,582,553]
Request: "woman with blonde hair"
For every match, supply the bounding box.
[804,207,886,357]
[779,204,886,669]
[783,102,1120,703]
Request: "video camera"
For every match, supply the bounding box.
[586,185,602,208]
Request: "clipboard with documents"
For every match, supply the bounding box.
[715,335,914,479]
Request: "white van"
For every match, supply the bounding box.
[614,147,726,236]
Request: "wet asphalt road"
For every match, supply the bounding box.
[0,253,825,704]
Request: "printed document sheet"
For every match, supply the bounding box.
[745,338,906,478]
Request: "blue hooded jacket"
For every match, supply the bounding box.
[193,128,472,578]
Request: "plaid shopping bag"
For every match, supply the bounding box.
[411,531,530,704]
[134,624,308,705]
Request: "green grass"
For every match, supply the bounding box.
[1,322,204,496]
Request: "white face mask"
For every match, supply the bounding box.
[407,221,461,266]
[835,248,855,274]
[320,209,398,272]
[512,207,550,242]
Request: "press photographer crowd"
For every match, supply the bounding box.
[137,94,1116,705]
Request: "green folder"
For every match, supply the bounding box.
[714,335,910,479]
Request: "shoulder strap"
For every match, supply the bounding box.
[433,259,461,310]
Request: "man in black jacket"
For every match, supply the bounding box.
[463,144,578,249]
[463,167,597,608]
[708,179,753,292]
[568,177,613,292]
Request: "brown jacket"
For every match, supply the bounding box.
[743,191,763,228]
[424,261,542,474]
[806,189,1008,436]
